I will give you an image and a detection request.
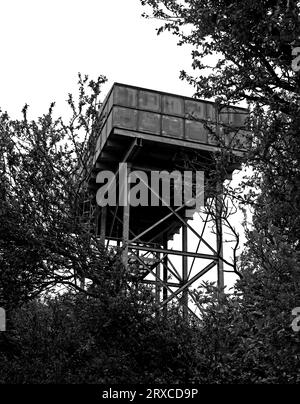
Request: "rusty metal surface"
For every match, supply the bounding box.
[96,83,249,161]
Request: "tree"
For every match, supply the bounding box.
[0,74,114,309]
[141,0,300,382]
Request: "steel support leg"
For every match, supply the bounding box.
[182,216,188,319]
[156,251,161,305]
[122,165,130,267]
[216,183,224,301]
[163,235,168,316]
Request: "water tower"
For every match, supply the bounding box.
[80,83,249,319]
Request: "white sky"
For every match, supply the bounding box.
[0,0,193,118]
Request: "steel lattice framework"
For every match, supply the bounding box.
[79,83,249,319]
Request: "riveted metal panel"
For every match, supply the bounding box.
[114,85,137,108]
[206,103,215,121]
[96,83,249,154]
[107,92,113,113]
[162,115,184,138]
[229,108,247,127]
[138,90,161,112]
[107,110,113,137]
[185,120,208,142]
[100,100,109,121]
[113,106,138,130]
[138,111,161,135]
[185,100,206,120]
[162,95,184,116]
[100,121,107,149]
[95,135,101,154]
[219,108,230,125]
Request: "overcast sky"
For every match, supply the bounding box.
[0,0,194,118]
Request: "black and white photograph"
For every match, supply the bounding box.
[0,0,299,390]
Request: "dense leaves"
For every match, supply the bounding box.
[0,74,108,308]
[0,292,198,384]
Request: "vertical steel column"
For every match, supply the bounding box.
[163,235,168,316]
[182,216,188,319]
[122,165,130,267]
[216,183,224,298]
[156,251,161,305]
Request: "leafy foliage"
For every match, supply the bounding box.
[0,74,108,308]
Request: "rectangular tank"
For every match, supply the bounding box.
[95,83,249,160]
